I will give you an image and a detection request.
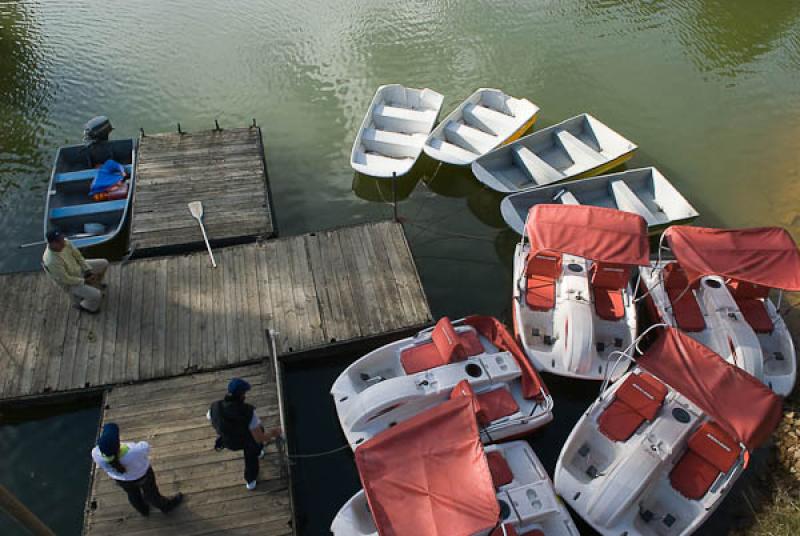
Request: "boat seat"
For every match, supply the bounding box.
[610,180,660,226]
[490,525,544,536]
[54,164,132,185]
[451,381,520,426]
[670,421,740,500]
[591,262,631,321]
[663,263,705,332]
[486,451,514,488]
[525,251,562,311]
[598,372,668,442]
[400,317,483,374]
[555,189,580,205]
[512,146,564,186]
[49,199,127,220]
[556,130,605,169]
[727,280,774,334]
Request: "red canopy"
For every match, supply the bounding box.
[638,328,782,451]
[526,205,649,265]
[664,226,800,291]
[355,397,499,536]
[464,315,548,400]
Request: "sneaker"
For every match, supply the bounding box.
[246,480,257,491]
[162,492,183,513]
[259,447,266,459]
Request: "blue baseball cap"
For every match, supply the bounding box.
[97,423,120,456]
[228,378,251,396]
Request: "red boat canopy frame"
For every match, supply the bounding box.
[355,397,499,536]
[464,315,548,400]
[526,204,649,265]
[664,226,800,291]
[638,328,782,451]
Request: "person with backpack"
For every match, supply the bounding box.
[207,378,282,490]
[90,423,183,516]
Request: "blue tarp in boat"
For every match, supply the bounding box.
[90,159,127,195]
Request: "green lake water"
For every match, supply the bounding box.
[1,1,800,534]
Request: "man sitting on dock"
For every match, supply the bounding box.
[42,230,109,313]
[208,378,282,491]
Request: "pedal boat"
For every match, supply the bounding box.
[332,397,579,536]
[640,225,800,396]
[331,316,553,449]
[512,204,650,380]
[554,327,782,536]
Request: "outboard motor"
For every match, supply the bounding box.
[83,116,113,144]
[83,116,114,166]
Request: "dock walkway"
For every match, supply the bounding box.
[83,363,293,536]
[131,127,275,256]
[0,221,431,402]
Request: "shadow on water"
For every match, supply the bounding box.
[0,396,102,536]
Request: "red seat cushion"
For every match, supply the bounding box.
[486,451,514,488]
[734,298,774,334]
[728,280,770,299]
[525,251,561,311]
[477,388,520,425]
[401,318,484,374]
[670,422,740,500]
[598,373,668,442]
[593,288,625,321]
[527,276,557,311]
[663,263,705,332]
[591,263,631,321]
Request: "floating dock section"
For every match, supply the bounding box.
[130,126,275,256]
[0,221,430,401]
[82,363,293,536]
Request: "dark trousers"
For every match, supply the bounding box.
[241,438,261,483]
[115,467,170,515]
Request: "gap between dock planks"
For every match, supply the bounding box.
[0,221,432,401]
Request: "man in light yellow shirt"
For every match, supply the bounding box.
[42,230,109,313]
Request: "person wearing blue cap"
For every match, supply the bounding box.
[207,378,282,490]
[91,423,183,516]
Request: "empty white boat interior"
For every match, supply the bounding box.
[640,262,796,396]
[555,369,744,536]
[351,84,444,177]
[501,167,699,235]
[423,88,539,166]
[472,114,637,192]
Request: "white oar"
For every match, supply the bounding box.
[188,201,217,268]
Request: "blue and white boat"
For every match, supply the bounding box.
[43,117,136,249]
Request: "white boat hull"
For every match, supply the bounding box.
[351,84,444,178]
[472,113,636,193]
[501,167,699,236]
[423,88,539,166]
[512,244,637,381]
[554,368,745,536]
[640,261,797,396]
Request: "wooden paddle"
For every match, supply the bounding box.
[188,201,217,268]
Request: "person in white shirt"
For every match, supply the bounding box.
[207,378,282,490]
[91,423,183,516]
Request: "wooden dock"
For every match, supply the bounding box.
[131,126,275,257]
[0,221,431,402]
[82,363,293,536]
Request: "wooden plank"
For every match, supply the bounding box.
[177,254,193,374]
[0,274,28,396]
[125,260,144,382]
[138,260,156,380]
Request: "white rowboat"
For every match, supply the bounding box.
[350,84,444,178]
